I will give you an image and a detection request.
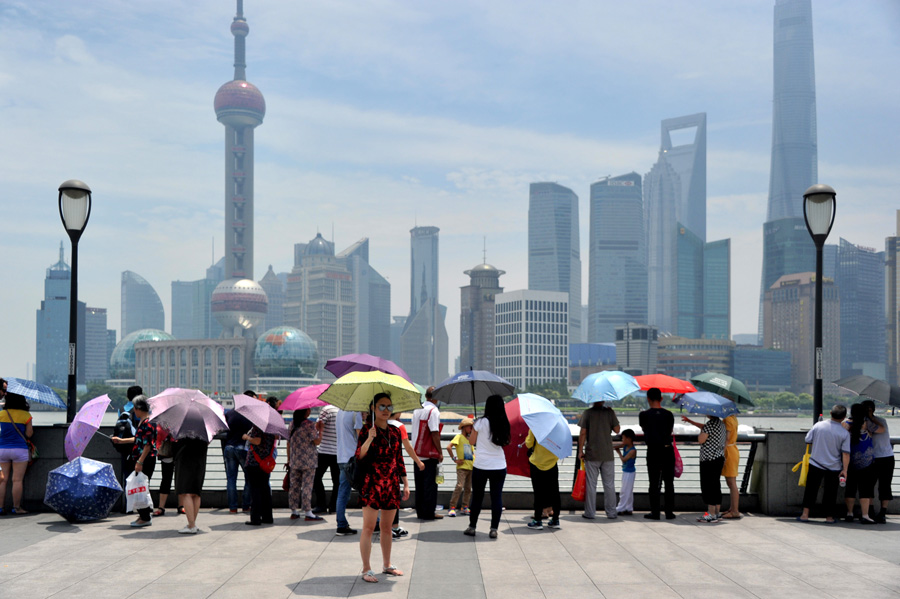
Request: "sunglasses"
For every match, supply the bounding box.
[375,404,393,412]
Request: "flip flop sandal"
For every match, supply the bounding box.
[361,570,378,583]
[382,565,403,576]
[152,508,166,517]
[722,513,742,519]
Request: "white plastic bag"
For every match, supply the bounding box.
[125,471,154,512]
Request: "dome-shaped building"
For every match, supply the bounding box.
[211,278,268,338]
[109,329,175,380]
[253,326,319,378]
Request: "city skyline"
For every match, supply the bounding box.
[2,1,898,380]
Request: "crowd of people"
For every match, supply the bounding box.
[0,377,896,584]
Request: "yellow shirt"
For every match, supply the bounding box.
[449,433,474,470]
[525,430,558,471]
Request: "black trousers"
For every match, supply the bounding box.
[646,445,675,516]
[245,466,273,524]
[802,464,840,519]
[469,467,506,530]
[414,458,439,519]
[126,456,157,521]
[530,463,560,521]
[158,459,174,496]
[313,453,339,511]
[699,457,725,507]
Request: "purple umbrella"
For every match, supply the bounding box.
[148,388,228,442]
[65,394,112,461]
[279,384,330,412]
[233,394,289,438]
[324,353,412,383]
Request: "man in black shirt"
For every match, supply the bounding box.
[639,387,675,520]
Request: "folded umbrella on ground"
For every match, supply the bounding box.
[44,457,122,522]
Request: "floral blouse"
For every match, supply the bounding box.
[288,419,318,471]
[244,425,276,468]
[130,419,158,462]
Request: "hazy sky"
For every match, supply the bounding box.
[2,1,898,381]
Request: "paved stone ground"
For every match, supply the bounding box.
[1,507,899,599]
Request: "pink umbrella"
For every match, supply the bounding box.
[324,353,412,383]
[65,394,112,461]
[280,384,330,412]
[148,388,228,442]
[234,394,289,438]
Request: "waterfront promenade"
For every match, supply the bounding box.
[1,507,899,599]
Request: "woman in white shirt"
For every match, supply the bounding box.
[463,395,510,539]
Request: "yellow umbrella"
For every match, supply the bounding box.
[319,371,423,413]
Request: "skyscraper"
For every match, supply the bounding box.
[758,0,818,339]
[121,270,165,337]
[215,0,265,281]
[703,239,731,340]
[400,226,449,384]
[337,238,391,360]
[886,212,900,384]
[587,173,647,343]
[36,244,85,388]
[84,307,112,383]
[494,290,568,389]
[528,182,582,343]
[460,262,505,371]
[836,238,885,378]
[645,113,720,337]
[259,265,285,331]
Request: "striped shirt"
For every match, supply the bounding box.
[317,405,339,456]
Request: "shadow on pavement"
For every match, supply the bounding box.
[290,576,397,596]
[414,529,477,543]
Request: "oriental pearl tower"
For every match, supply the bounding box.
[211,0,268,339]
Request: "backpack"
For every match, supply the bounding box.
[113,415,135,455]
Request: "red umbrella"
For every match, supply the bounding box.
[503,397,531,478]
[634,374,696,394]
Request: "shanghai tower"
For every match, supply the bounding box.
[758,0,818,339]
[214,0,265,281]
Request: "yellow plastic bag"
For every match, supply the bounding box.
[791,444,811,487]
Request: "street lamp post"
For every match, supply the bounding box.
[802,183,837,426]
[58,180,92,423]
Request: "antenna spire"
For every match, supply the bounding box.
[482,236,487,264]
[231,0,248,81]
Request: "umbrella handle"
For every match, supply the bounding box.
[94,431,112,439]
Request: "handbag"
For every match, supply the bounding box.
[792,444,811,487]
[571,461,586,501]
[282,472,290,492]
[5,409,36,464]
[413,417,443,460]
[672,438,683,478]
[251,445,276,474]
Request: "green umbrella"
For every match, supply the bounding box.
[690,372,754,406]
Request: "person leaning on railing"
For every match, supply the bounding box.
[0,382,33,515]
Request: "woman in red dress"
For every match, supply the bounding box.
[356,392,409,583]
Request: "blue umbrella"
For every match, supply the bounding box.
[677,392,739,418]
[572,371,640,404]
[432,370,515,415]
[5,377,66,409]
[44,457,123,522]
[517,393,572,459]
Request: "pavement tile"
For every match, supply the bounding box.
[595,583,682,599]
[640,559,732,585]
[207,582,294,599]
[581,560,660,585]
[129,582,222,598]
[669,583,758,598]
[408,581,486,599]
[483,583,546,599]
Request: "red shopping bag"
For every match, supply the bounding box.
[673,437,684,478]
[571,462,586,501]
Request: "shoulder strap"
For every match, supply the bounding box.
[4,409,29,443]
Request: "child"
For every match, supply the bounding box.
[614,429,637,516]
[446,417,475,517]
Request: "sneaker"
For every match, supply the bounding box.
[527,519,543,530]
[290,513,300,520]
[665,512,677,520]
[305,515,325,521]
[697,512,718,523]
[547,519,561,529]
[644,513,660,520]
[463,527,476,537]
[461,506,470,515]
[335,527,357,536]
[242,507,251,513]
[489,528,498,539]
[178,526,199,534]
[714,513,723,521]
[130,519,151,528]
[392,527,409,537]
[448,509,457,517]
[229,509,238,514]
